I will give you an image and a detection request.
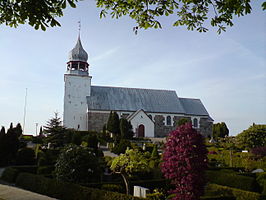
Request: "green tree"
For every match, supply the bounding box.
[119,118,134,139]
[0,126,7,166]
[44,112,66,147]
[82,134,99,154]
[55,144,101,184]
[177,117,191,127]
[97,0,265,34]
[107,111,120,139]
[6,123,22,164]
[236,124,266,149]
[1,1,265,33]
[213,122,229,139]
[110,149,150,195]
[16,147,36,165]
[71,132,82,145]
[151,144,159,160]
[112,139,131,155]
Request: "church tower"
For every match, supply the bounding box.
[63,35,91,130]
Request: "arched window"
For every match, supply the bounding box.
[166,116,171,126]
[193,118,198,128]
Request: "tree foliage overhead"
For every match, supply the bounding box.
[97,0,265,34]
[236,124,266,150]
[161,123,208,200]
[0,0,78,31]
[1,0,265,33]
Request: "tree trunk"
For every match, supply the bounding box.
[121,173,129,195]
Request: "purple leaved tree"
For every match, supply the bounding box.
[161,123,208,200]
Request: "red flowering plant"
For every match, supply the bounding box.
[161,123,208,200]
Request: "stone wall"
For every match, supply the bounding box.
[87,112,109,132]
[199,118,213,137]
[87,111,213,138]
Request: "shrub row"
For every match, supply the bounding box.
[0,167,19,183]
[200,196,235,200]
[256,172,266,195]
[16,172,144,200]
[206,170,259,192]
[205,184,263,200]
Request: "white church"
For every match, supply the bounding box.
[63,35,213,138]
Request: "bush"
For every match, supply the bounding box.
[200,196,235,200]
[0,167,19,183]
[205,184,262,200]
[112,139,131,154]
[101,184,124,193]
[13,165,37,174]
[16,172,143,200]
[55,144,101,184]
[256,172,266,195]
[206,170,259,192]
[37,165,55,175]
[16,147,36,165]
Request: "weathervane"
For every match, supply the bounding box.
[78,21,81,35]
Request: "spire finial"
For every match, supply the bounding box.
[78,21,81,37]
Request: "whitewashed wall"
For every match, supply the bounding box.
[129,110,154,137]
[63,74,91,131]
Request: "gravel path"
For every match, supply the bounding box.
[0,184,57,200]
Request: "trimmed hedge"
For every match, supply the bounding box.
[200,196,235,200]
[16,172,144,200]
[205,184,263,200]
[0,167,19,183]
[206,170,259,192]
[256,172,266,195]
[37,165,54,175]
[13,165,37,174]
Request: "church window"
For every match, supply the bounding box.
[166,116,171,126]
[193,118,198,128]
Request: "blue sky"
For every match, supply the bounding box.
[0,1,265,136]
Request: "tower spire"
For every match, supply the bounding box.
[78,21,81,37]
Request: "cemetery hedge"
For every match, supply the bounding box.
[205,184,263,200]
[206,170,259,192]
[15,172,143,200]
[0,167,19,183]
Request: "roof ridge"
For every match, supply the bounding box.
[91,85,176,92]
[179,97,201,100]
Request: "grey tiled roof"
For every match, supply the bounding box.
[87,85,211,117]
[87,86,185,114]
[179,98,209,116]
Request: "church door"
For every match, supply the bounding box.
[138,124,145,138]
